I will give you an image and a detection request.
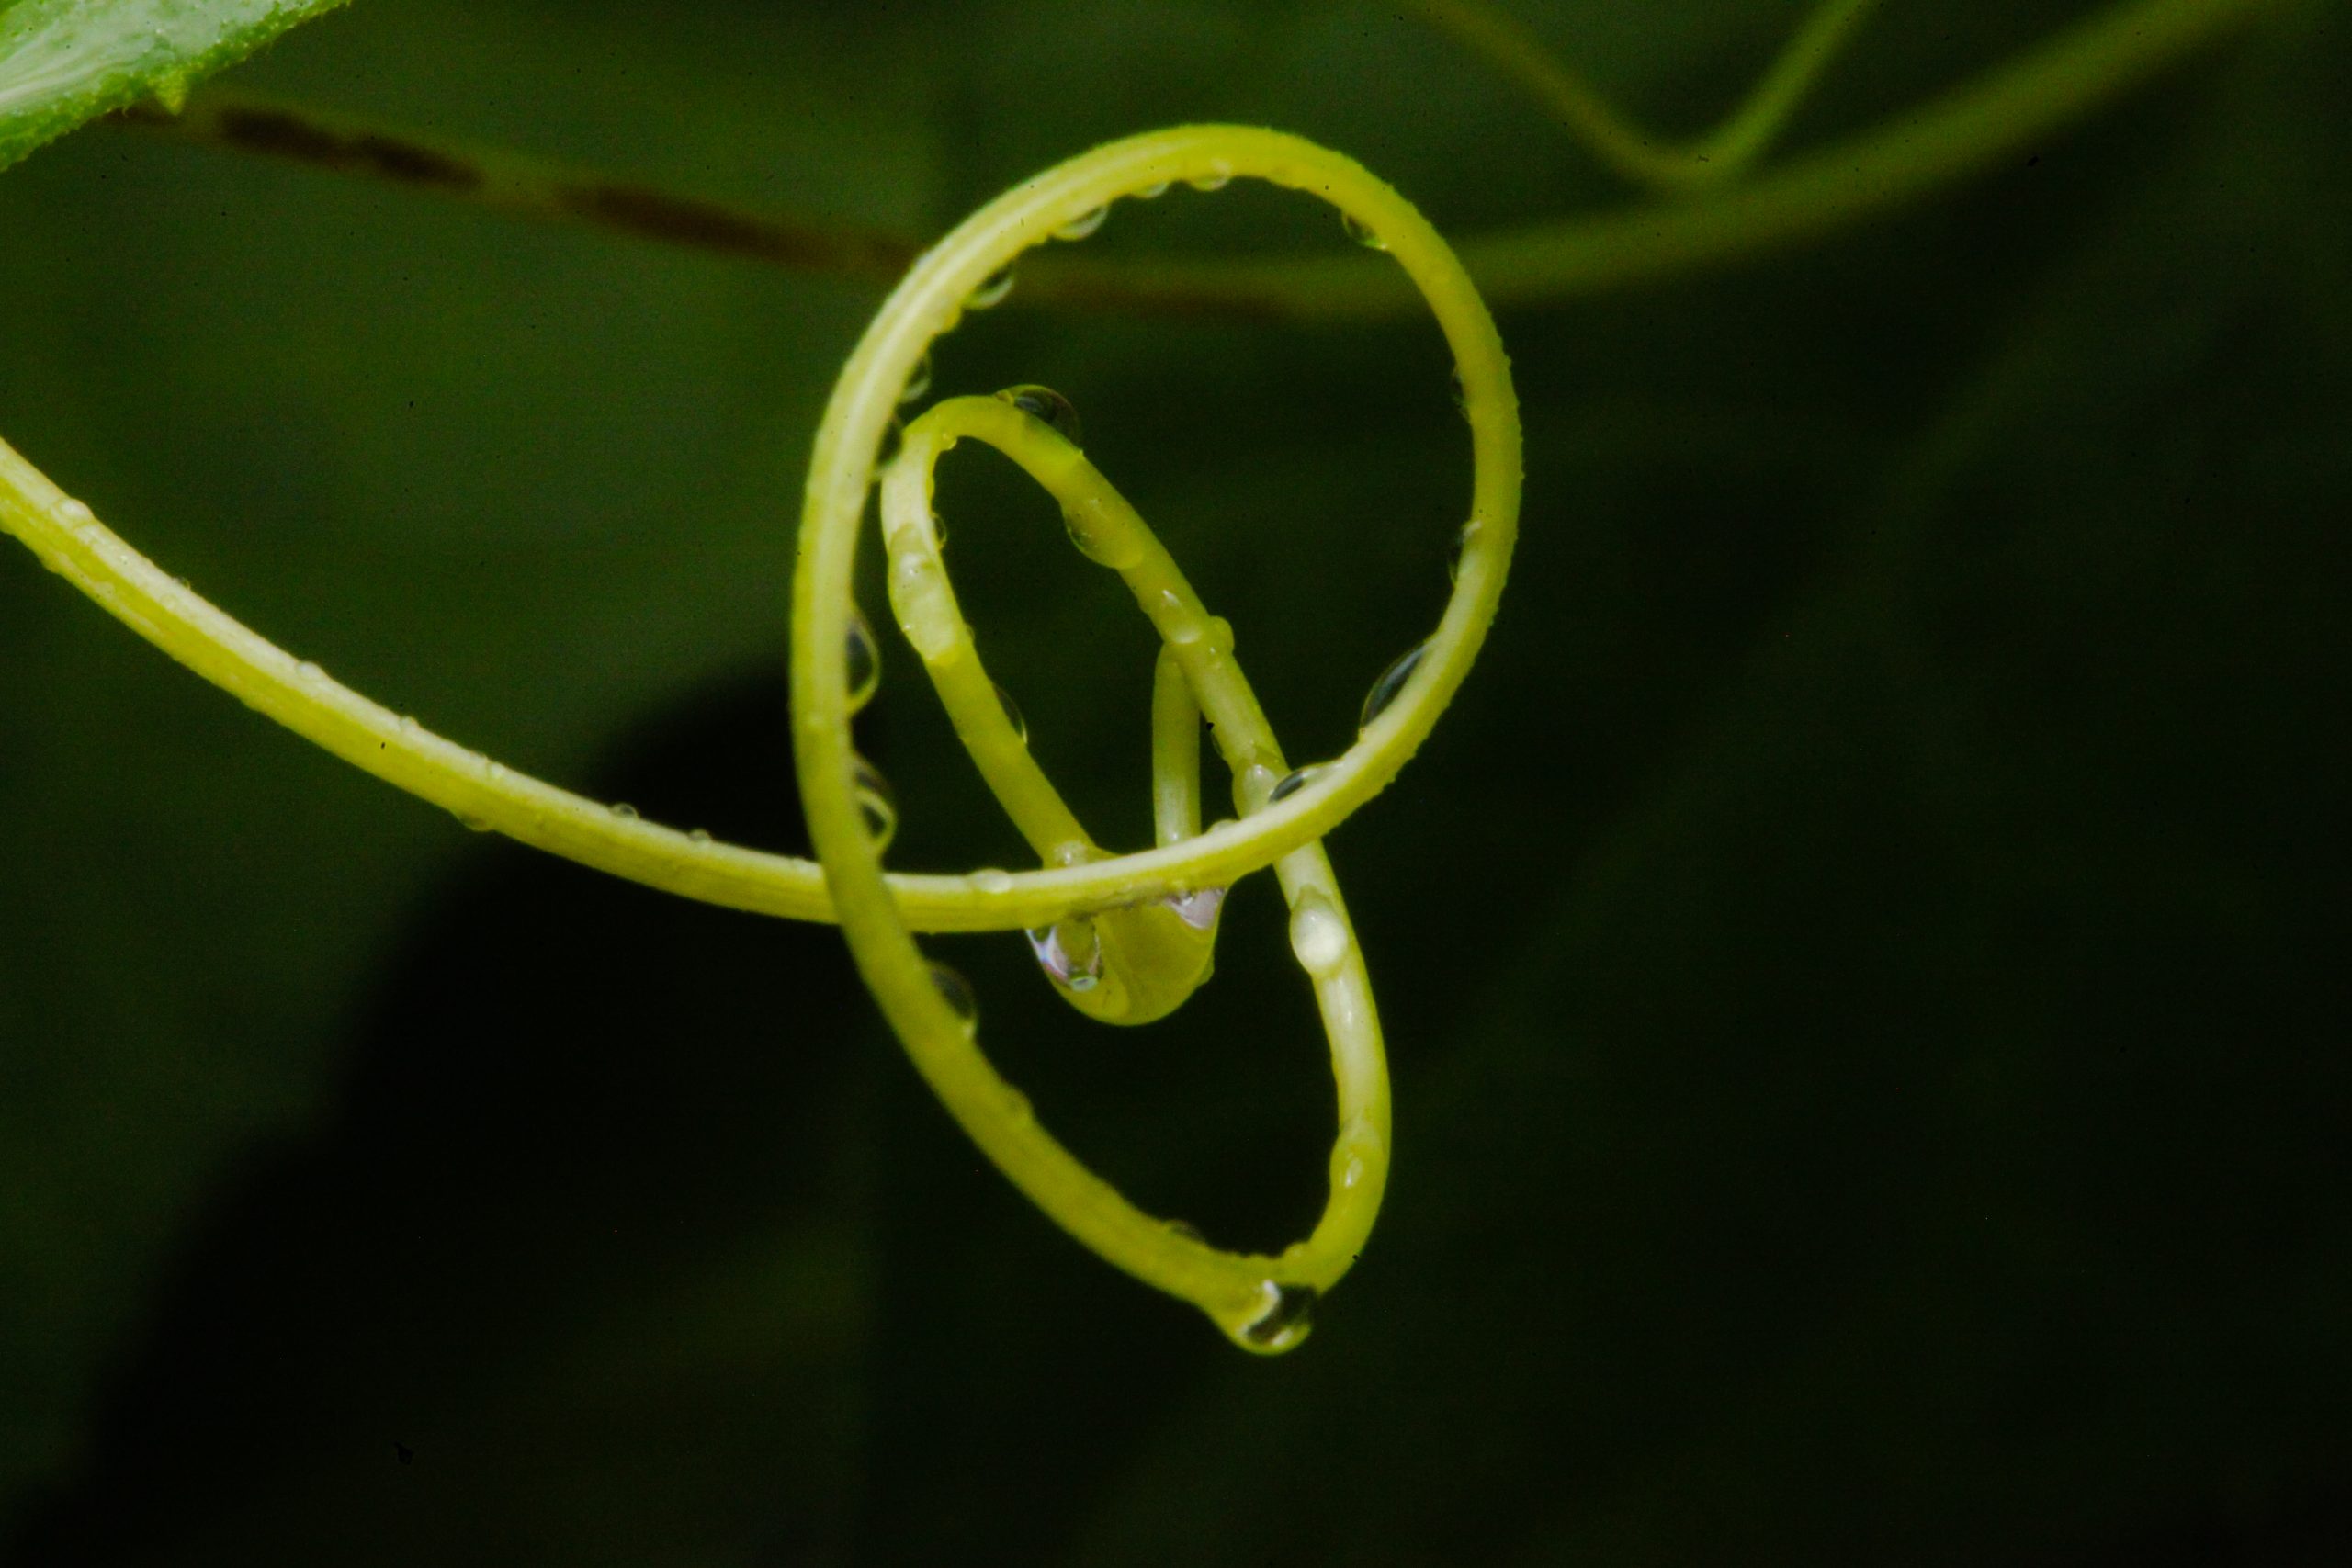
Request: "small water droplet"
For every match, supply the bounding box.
[610,801,639,820]
[1448,519,1484,583]
[486,761,509,782]
[1052,204,1108,241]
[1203,616,1235,658]
[1186,162,1232,191]
[1242,1281,1318,1348]
[990,681,1029,743]
[1288,889,1351,977]
[899,352,933,405]
[56,498,95,525]
[1340,211,1388,251]
[398,715,422,735]
[844,609,881,712]
[1340,1153,1366,1190]
[928,962,978,1031]
[1360,639,1430,730]
[687,828,713,845]
[1136,180,1170,199]
[996,384,1081,446]
[1166,1218,1206,1244]
[1163,886,1226,930]
[1026,919,1103,993]
[1270,765,1324,804]
[454,811,492,833]
[851,755,898,850]
[967,265,1015,310]
[969,867,1014,894]
[297,660,325,682]
[173,576,191,590]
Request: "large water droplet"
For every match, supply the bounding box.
[610,801,639,820]
[928,962,978,1032]
[899,352,933,405]
[997,384,1081,446]
[1242,1282,1317,1349]
[844,608,881,712]
[1269,764,1325,804]
[1164,886,1226,931]
[1026,919,1102,993]
[1288,889,1351,977]
[1052,204,1108,241]
[851,755,898,850]
[1360,639,1430,730]
[994,680,1028,742]
[1340,211,1388,251]
[967,265,1015,310]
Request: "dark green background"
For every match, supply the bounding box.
[3,0,2346,1562]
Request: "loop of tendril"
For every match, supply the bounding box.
[791,126,1520,1351]
[0,125,1517,1356]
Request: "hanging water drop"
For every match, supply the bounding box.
[899,352,933,405]
[996,384,1081,446]
[1136,180,1170,199]
[967,265,1016,310]
[454,811,492,833]
[610,801,639,820]
[928,962,978,1032]
[1052,204,1108,241]
[1242,1282,1318,1349]
[1269,764,1325,804]
[844,608,881,713]
[851,755,898,850]
[1027,919,1103,993]
[1340,211,1388,251]
[1288,888,1351,978]
[1360,639,1430,730]
[1186,163,1232,191]
[1163,886,1226,931]
[993,680,1028,742]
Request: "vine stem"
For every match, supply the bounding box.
[103,0,2281,317]
[1398,0,1884,191]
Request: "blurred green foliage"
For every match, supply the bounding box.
[2,0,2346,1562]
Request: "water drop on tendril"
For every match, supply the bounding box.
[967,266,1015,310]
[1242,1282,1318,1349]
[1052,204,1108,241]
[851,755,898,850]
[996,384,1081,446]
[1360,640,1430,730]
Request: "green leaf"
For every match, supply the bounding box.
[0,0,353,171]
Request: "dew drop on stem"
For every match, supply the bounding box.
[996,384,1081,446]
[1360,639,1430,730]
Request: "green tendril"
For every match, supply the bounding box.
[0,124,1517,1353]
